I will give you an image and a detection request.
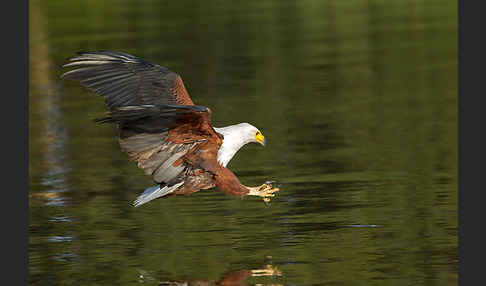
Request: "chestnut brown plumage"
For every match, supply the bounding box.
[61,51,279,206]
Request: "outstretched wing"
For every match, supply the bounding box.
[62,51,221,185]
[61,51,194,109]
[96,104,222,184]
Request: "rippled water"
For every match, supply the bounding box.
[30,0,457,285]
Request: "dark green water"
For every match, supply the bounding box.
[29,0,457,285]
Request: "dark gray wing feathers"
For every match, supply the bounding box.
[61,51,179,109]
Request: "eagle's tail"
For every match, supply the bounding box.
[133,181,184,207]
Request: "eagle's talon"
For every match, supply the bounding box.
[247,184,280,204]
[250,264,282,277]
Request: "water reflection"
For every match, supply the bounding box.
[140,259,282,286]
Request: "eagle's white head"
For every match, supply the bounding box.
[213,123,266,167]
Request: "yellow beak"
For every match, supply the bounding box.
[255,133,266,146]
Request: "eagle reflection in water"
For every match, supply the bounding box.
[139,263,282,286]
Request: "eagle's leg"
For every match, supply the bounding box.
[246,183,280,202]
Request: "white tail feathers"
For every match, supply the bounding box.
[133,181,184,207]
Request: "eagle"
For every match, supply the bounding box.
[61,51,279,207]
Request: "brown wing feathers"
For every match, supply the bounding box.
[171,76,194,105]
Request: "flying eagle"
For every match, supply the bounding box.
[61,51,279,207]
